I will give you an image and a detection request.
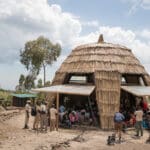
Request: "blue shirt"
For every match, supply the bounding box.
[114,112,125,123]
[59,105,65,113]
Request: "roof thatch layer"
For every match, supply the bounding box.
[52,35,149,85]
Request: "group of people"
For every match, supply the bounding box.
[114,101,150,143]
[24,100,58,132]
[59,105,95,128]
[24,96,150,143]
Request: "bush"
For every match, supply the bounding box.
[0,91,12,108]
[2,99,11,108]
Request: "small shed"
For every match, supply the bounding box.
[12,94,36,107]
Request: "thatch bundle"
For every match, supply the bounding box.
[95,70,120,129]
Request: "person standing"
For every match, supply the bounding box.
[59,104,65,123]
[59,104,65,113]
[114,110,125,142]
[33,101,41,130]
[50,104,57,131]
[23,100,31,129]
[134,106,144,137]
[40,101,47,132]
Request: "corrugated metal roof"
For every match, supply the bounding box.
[121,86,150,96]
[32,85,95,96]
[11,93,37,98]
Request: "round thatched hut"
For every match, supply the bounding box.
[52,35,150,85]
[34,34,150,130]
[51,34,150,129]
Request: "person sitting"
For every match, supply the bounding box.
[126,111,136,126]
[85,110,90,121]
[69,111,76,124]
[62,112,71,128]
[80,108,86,123]
[75,110,79,123]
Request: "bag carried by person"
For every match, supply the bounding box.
[31,106,37,116]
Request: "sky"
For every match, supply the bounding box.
[0,0,150,90]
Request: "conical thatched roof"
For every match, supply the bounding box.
[52,35,150,85]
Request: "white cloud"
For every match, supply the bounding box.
[140,29,150,39]
[82,20,99,27]
[0,0,83,89]
[0,0,82,63]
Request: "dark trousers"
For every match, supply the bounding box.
[135,121,143,136]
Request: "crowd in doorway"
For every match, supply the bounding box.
[24,100,57,132]
[58,95,99,128]
[120,96,150,130]
[59,104,96,128]
[113,96,150,144]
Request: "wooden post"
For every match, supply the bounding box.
[56,92,59,131]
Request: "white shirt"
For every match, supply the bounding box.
[40,104,47,113]
[50,108,57,120]
[25,103,30,112]
[135,110,143,121]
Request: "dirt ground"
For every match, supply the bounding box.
[0,110,150,150]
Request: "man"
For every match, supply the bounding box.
[50,104,57,131]
[33,101,41,130]
[59,104,65,113]
[24,100,31,129]
[59,104,65,123]
[134,106,143,137]
[114,110,125,142]
[40,101,47,132]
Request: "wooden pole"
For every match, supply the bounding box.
[56,92,59,131]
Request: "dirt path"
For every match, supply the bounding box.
[0,111,150,150]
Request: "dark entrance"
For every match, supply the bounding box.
[59,92,99,127]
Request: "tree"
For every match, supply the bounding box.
[19,74,25,86]
[20,36,61,85]
[37,79,43,88]
[24,74,35,91]
[44,81,51,87]
[15,74,26,92]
